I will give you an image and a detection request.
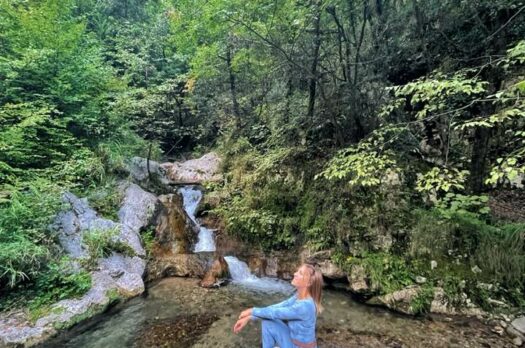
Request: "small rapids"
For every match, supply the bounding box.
[179,186,292,294]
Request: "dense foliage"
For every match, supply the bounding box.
[1,0,524,314]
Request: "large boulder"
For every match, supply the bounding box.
[246,251,302,280]
[146,193,203,282]
[125,157,172,189]
[161,152,222,184]
[347,264,371,295]
[512,317,525,336]
[118,182,160,257]
[367,286,422,315]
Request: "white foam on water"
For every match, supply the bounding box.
[224,256,294,294]
[179,186,291,293]
[178,186,202,223]
[194,226,216,252]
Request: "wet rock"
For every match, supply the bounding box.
[200,256,230,288]
[347,265,370,295]
[367,286,422,315]
[245,251,301,280]
[305,250,346,280]
[512,317,525,336]
[196,191,223,216]
[264,257,279,277]
[154,193,197,255]
[162,152,222,184]
[147,254,209,281]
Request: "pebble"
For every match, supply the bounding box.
[513,337,523,346]
[492,326,504,335]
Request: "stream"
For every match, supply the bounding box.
[40,186,509,347]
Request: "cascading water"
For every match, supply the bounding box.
[178,186,293,294]
[179,186,216,252]
[224,256,293,294]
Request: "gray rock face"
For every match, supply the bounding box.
[348,264,370,295]
[513,317,525,336]
[125,157,171,185]
[305,250,346,280]
[0,186,160,347]
[118,182,160,257]
[54,192,118,259]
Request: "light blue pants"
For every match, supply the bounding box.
[261,319,294,348]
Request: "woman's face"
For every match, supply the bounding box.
[291,265,312,289]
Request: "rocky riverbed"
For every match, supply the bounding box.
[41,277,512,348]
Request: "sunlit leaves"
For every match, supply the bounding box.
[319,146,399,188]
[416,167,469,194]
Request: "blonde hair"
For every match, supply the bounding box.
[303,263,323,315]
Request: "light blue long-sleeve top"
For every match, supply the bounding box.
[252,294,317,344]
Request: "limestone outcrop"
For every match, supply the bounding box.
[0,184,160,347]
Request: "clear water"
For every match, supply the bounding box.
[42,186,508,347]
[43,277,508,348]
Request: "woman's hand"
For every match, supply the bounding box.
[238,308,252,319]
[233,316,250,334]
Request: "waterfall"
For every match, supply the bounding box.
[178,186,293,294]
[178,186,216,252]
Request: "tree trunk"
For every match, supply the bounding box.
[226,44,241,127]
[307,1,322,119]
[469,127,490,193]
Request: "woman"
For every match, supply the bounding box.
[233,264,323,348]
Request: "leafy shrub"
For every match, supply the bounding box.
[0,258,91,317]
[83,227,136,268]
[218,197,295,251]
[346,252,415,294]
[0,179,62,289]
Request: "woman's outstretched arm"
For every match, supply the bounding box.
[251,300,313,321]
[238,295,296,319]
